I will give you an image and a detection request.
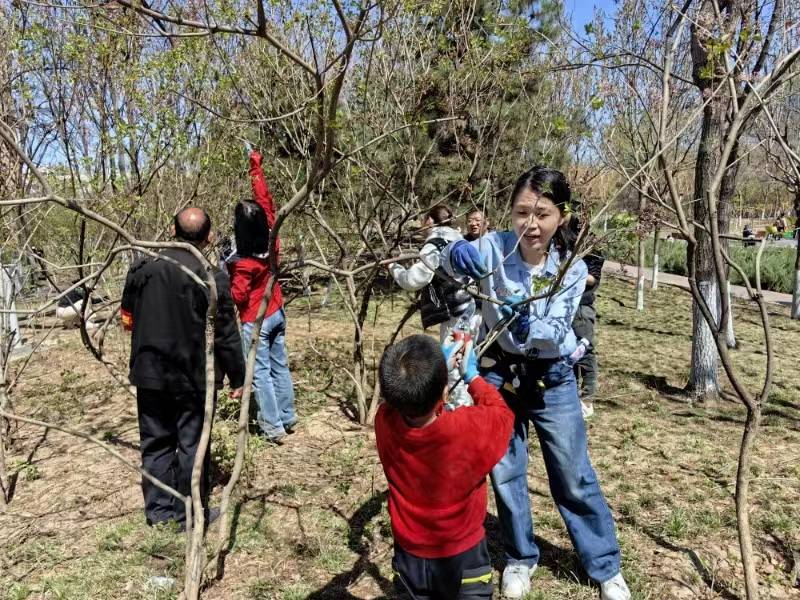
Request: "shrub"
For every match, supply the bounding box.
[603,236,797,294]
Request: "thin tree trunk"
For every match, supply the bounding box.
[736,406,762,600]
[0,370,8,506]
[651,226,661,290]
[636,238,646,311]
[636,184,647,311]
[720,144,739,349]
[725,280,736,349]
[793,190,800,319]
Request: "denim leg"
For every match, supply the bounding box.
[531,364,620,582]
[268,310,297,428]
[484,371,539,568]
[242,319,286,439]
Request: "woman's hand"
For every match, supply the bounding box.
[450,240,488,280]
[500,295,531,344]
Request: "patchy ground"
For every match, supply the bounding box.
[1,276,799,600]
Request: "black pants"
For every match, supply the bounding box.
[393,538,493,600]
[136,388,212,525]
[572,303,598,397]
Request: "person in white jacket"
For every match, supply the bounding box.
[388,205,479,409]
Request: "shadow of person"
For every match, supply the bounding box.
[306,490,396,599]
[484,513,589,584]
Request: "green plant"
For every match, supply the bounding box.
[603,236,796,294]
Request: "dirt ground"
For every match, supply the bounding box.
[1,276,799,600]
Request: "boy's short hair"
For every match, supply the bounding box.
[379,335,447,418]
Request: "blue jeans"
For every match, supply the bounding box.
[241,309,296,439]
[484,359,620,583]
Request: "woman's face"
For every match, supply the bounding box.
[511,190,563,257]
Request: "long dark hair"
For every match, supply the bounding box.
[426,204,453,226]
[234,199,270,258]
[510,166,572,255]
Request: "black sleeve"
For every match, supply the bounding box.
[213,269,246,388]
[120,260,143,323]
[584,253,604,282]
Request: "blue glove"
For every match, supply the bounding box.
[460,340,480,383]
[441,338,464,371]
[450,240,488,280]
[500,295,531,344]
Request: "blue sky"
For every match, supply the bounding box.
[564,0,618,30]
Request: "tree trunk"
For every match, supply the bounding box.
[793,189,800,320]
[720,144,739,349]
[351,274,375,424]
[690,278,720,396]
[724,280,736,348]
[736,406,762,600]
[651,226,661,290]
[687,100,722,398]
[636,239,646,310]
[636,183,647,311]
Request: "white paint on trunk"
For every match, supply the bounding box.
[724,280,736,348]
[689,278,720,396]
[793,269,800,320]
[0,263,21,352]
[651,254,659,290]
[636,274,645,311]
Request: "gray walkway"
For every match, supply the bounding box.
[603,260,793,307]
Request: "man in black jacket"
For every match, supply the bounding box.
[121,207,245,528]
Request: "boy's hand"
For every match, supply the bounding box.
[460,340,480,383]
[441,337,465,371]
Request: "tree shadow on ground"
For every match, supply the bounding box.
[673,408,800,429]
[617,513,739,600]
[603,317,691,340]
[605,368,688,399]
[4,425,49,503]
[305,490,395,599]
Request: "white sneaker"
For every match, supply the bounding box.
[501,563,536,599]
[581,400,595,419]
[600,573,631,600]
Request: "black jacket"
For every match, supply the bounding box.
[121,247,246,392]
[581,252,605,306]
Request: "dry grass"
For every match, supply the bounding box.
[1,277,799,599]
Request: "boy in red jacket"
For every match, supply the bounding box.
[375,334,514,599]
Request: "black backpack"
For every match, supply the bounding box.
[416,238,473,329]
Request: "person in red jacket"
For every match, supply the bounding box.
[375,334,514,599]
[227,150,296,443]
